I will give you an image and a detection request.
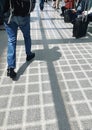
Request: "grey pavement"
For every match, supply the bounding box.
[0,1,92,130]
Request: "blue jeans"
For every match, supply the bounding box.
[40,0,44,10]
[4,15,31,69]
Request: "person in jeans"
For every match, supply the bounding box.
[39,0,44,11]
[3,0,35,79]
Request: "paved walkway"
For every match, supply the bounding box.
[0,1,92,130]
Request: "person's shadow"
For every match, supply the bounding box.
[14,46,61,80]
[35,46,61,62]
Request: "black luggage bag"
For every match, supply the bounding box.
[73,16,89,38]
[64,9,73,23]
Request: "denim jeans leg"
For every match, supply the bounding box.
[40,0,44,9]
[19,16,31,55]
[4,22,18,68]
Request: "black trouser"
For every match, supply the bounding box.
[61,6,66,15]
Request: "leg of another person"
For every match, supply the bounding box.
[56,0,60,9]
[40,0,44,10]
[60,6,66,16]
[4,20,18,78]
[19,16,35,61]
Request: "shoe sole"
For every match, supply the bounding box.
[7,73,16,79]
[26,55,35,61]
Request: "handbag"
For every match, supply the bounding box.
[64,9,73,23]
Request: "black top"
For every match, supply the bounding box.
[4,0,30,16]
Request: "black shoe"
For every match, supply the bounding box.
[60,13,64,17]
[40,4,44,11]
[26,52,35,61]
[56,7,59,9]
[40,8,43,11]
[40,7,44,11]
[7,68,16,79]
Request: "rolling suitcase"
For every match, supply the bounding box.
[73,0,89,38]
[73,16,88,38]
